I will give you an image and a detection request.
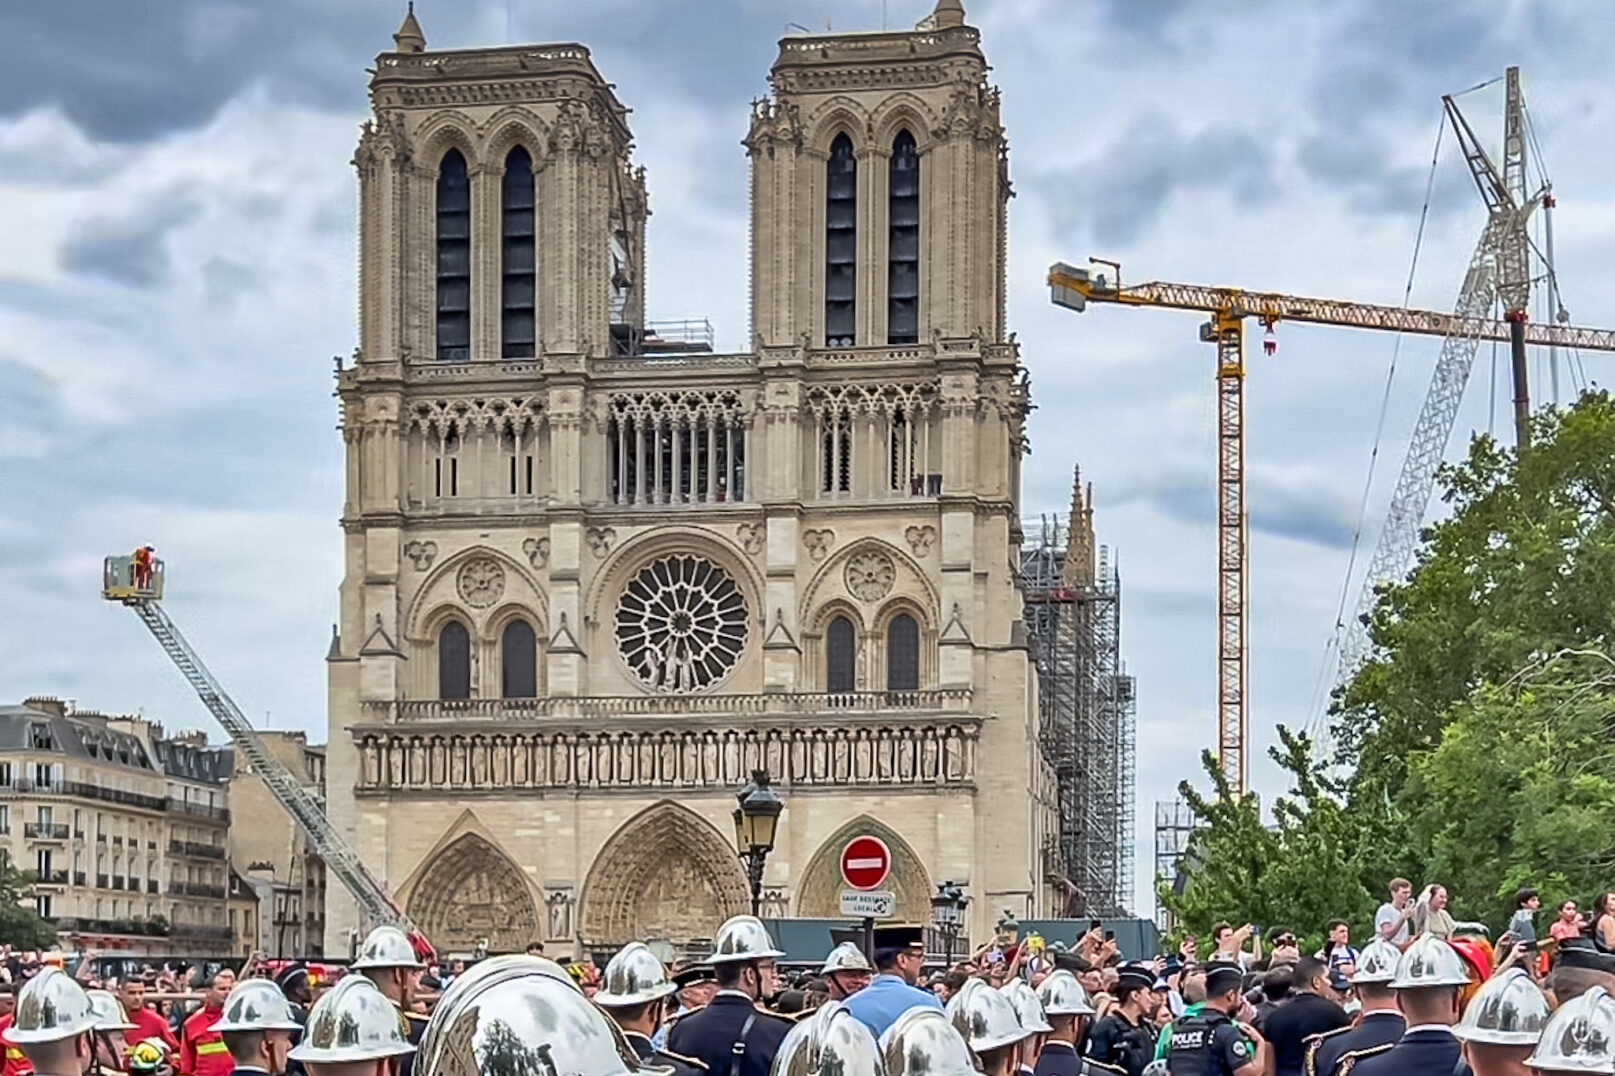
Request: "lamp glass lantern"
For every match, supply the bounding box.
[932,884,962,930]
[733,769,784,854]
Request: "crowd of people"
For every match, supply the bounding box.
[3,894,1615,1076]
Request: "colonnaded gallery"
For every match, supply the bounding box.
[324,0,1060,957]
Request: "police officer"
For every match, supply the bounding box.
[1452,967,1549,1076]
[210,979,303,1076]
[947,979,1033,1076]
[593,943,706,1076]
[819,945,873,1002]
[1305,940,1406,1076]
[1034,972,1100,1076]
[666,916,794,1076]
[1084,964,1160,1076]
[287,978,414,1076]
[1163,961,1268,1076]
[1525,984,1615,1076]
[1,968,100,1076]
[351,926,429,1076]
[1337,934,1472,1076]
[1000,981,1052,1076]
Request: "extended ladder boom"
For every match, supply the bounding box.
[106,569,409,935]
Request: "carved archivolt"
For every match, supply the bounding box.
[406,832,541,955]
[796,817,932,922]
[579,802,748,948]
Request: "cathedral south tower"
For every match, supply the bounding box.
[325,0,1054,958]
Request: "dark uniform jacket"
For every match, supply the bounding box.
[625,1030,708,1076]
[399,1008,428,1076]
[666,993,793,1076]
[1165,1007,1256,1076]
[1262,992,1351,1076]
[1304,1012,1405,1076]
[1084,1011,1157,1076]
[1035,1040,1109,1076]
[1340,1028,1471,1076]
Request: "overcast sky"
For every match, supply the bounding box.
[4,0,1613,916]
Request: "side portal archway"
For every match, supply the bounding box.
[796,817,932,923]
[579,802,749,949]
[406,833,541,954]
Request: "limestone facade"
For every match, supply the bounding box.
[325,1,1058,958]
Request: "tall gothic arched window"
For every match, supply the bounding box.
[825,133,857,347]
[438,621,471,699]
[501,619,537,698]
[436,148,472,361]
[501,146,536,358]
[827,616,856,693]
[887,130,920,344]
[887,613,919,692]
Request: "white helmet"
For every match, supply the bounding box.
[86,990,136,1032]
[288,977,415,1064]
[879,1008,977,1076]
[822,943,874,976]
[1350,939,1402,985]
[945,979,1030,1055]
[1036,970,1095,1017]
[211,979,304,1033]
[353,925,427,971]
[3,969,99,1044]
[1525,985,1615,1074]
[1453,968,1548,1047]
[708,915,786,964]
[773,1002,883,1076]
[595,943,677,1008]
[998,981,1052,1034]
[1389,934,1471,989]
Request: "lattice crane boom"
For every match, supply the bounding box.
[101,556,427,957]
[1048,259,1615,793]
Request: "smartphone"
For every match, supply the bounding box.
[1089,919,1102,932]
[1104,930,1116,942]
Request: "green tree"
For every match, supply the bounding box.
[0,850,59,950]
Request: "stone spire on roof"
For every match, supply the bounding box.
[932,0,966,28]
[393,2,426,53]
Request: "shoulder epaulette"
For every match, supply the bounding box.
[1081,1063,1126,1076]
[405,1010,429,1023]
[668,1004,705,1022]
[756,1009,795,1025]
[1335,1041,1394,1076]
[657,1049,708,1071]
[1309,1025,1352,1042]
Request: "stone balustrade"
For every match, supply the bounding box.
[351,696,979,794]
[363,688,973,724]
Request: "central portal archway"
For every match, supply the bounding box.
[406,833,541,954]
[579,802,749,950]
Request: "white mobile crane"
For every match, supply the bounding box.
[103,552,433,962]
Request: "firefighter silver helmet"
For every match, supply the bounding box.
[709,915,786,964]
[1453,967,1549,1046]
[945,979,1030,1055]
[1350,939,1402,985]
[878,1008,977,1076]
[997,981,1052,1034]
[771,1001,883,1076]
[595,943,677,1008]
[288,977,415,1064]
[1035,971,1095,1017]
[85,990,136,1032]
[821,942,874,975]
[1525,985,1615,1074]
[352,925,427,971]
[2,969,99,1044]
[211,979,304,1033]
[1389,934,1472,989]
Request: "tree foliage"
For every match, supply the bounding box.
[0,850,59,950]
[1166,394,1615,936]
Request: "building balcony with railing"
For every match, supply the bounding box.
[36,870,67,886]
[24,823,69,841]
[0,780,167,814]
[166,799,230,824]
[353,691,980,796]
[168,840,227,861]
[168,882,226,899]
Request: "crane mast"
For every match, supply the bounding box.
[1048,261,1615,793]
[102,555,417,947]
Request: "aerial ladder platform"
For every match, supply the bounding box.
[102,552,432,961]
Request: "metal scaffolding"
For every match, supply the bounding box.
[1153,800,1198,931]
[1019,469,1136,915]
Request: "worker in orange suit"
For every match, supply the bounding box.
[0,983,34,1076]
[178,969,235,1076]
[132,546,155,591]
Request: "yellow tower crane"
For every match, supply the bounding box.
[1048,258,1615,792]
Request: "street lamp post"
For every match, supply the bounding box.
[733,770,785,917]
[931,882,969,966]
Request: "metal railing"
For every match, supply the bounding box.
[24,823,69,840]
[165,799,230,824]
[169,840,227,860]
[36,870,67,885]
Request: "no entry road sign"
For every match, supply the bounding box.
[840,835,891,890]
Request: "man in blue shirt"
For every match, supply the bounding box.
[843,926,943,1036]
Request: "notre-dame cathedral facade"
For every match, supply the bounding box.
[325,0,1057,957]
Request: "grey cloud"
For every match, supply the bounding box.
[1108,466,1354,550]
[60,191,202,288]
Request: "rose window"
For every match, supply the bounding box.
[615,555,749,692]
